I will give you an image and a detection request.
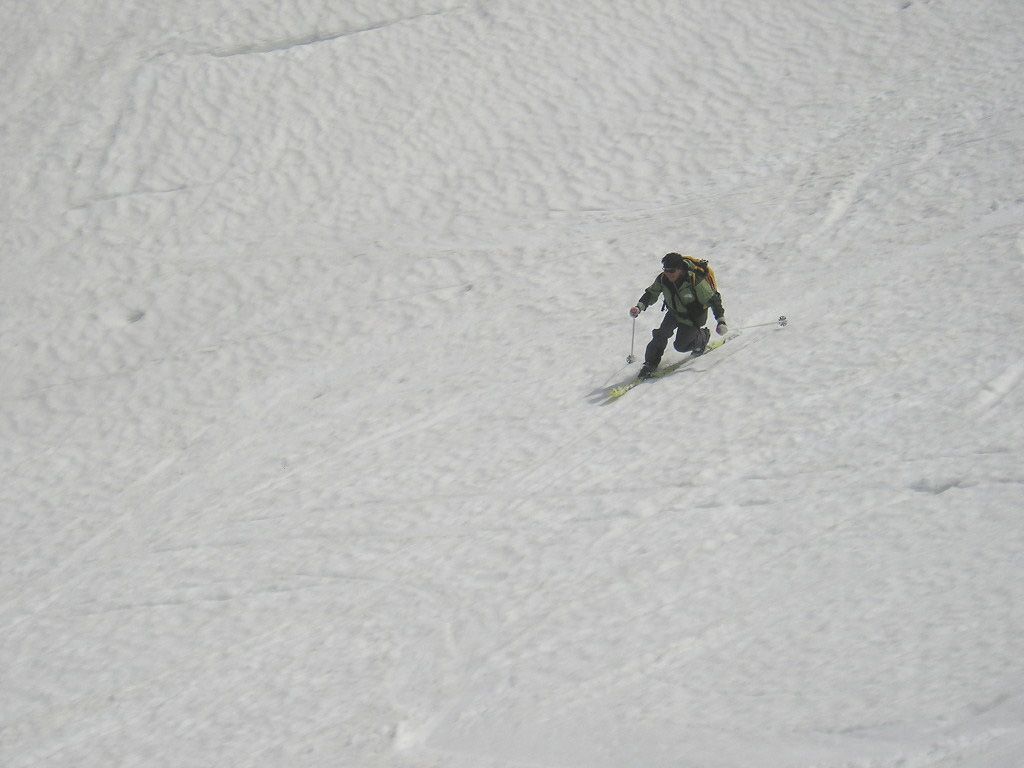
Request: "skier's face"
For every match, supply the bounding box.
[663,267,683,283]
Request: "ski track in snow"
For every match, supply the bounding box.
[3,0,1024,767]
[969,360,1024,419]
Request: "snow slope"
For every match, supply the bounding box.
[3,1,1024,766]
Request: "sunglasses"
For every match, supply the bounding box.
[663,267,682,273]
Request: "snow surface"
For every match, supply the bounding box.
[3,1,1024,766]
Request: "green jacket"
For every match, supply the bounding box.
[637,270,724,327]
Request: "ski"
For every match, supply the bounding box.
[607,332,738,400]
[593,317,784,404]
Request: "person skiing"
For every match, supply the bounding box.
[629,252,727,379]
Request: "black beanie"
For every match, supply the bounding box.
[662,252,686,269]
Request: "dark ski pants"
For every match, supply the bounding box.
[645,314,709,367]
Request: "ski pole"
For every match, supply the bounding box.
[626,317,637,364]
[740,315,788,330]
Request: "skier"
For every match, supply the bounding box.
[629,252,727,379]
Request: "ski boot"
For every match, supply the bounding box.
[690,327,711,356]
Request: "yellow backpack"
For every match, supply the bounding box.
[680,255,718,292]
